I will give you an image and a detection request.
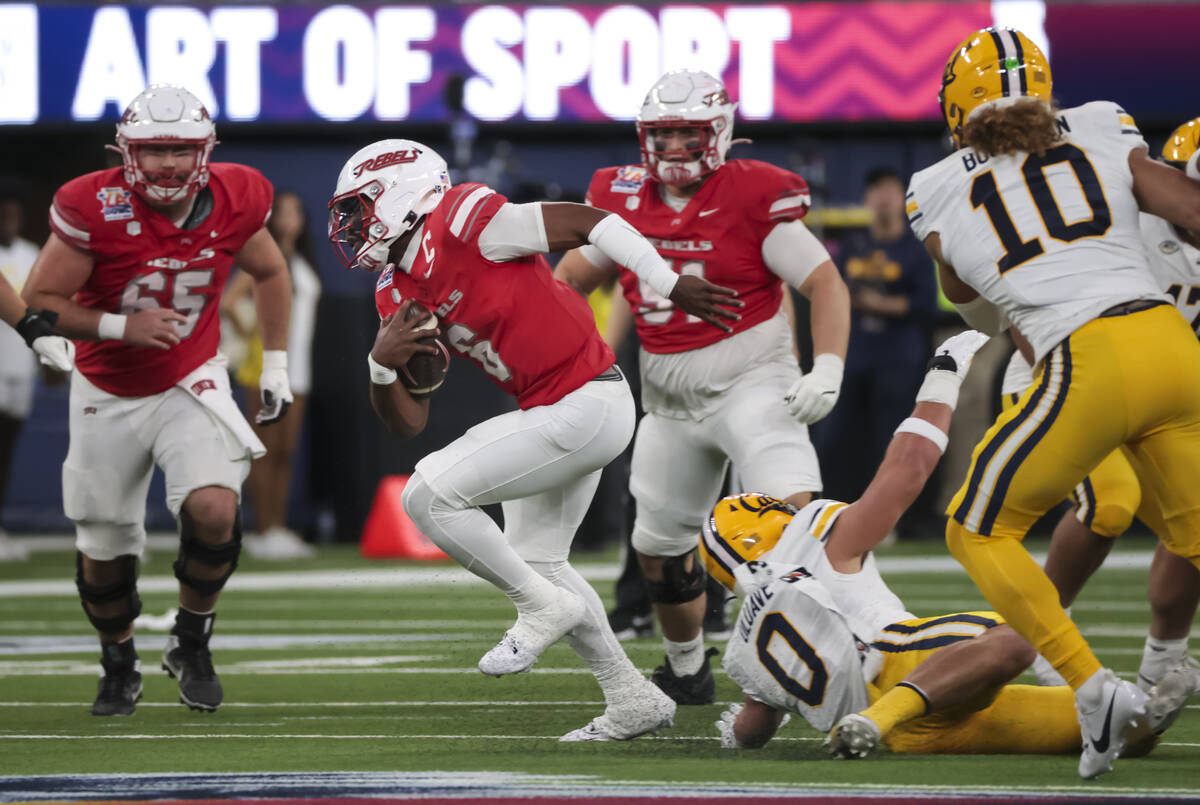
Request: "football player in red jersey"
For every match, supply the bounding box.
[22,85,293,717]
[330,138,740,741]
[554,70,851,705]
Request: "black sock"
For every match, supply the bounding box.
[173,608,216,646]
[100,638,137,672]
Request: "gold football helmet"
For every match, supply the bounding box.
[939,27,1052,148]
[1163,117,1200,176]
[699,494,798,592]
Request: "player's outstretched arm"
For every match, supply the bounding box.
[824,331,988,572]
[367,303,438,438]
[235,227,294,425]
[1130,147,1200,232]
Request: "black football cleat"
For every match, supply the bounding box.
[651,647,719,705]
[92,641,142,716]
[162,635,223,712]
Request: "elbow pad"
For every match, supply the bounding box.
[954,296,1010,335]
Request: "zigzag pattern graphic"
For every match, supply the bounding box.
[745,2,993,120]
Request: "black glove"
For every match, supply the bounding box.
[14,307,58,348]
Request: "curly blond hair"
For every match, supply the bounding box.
[962,98,1062,158]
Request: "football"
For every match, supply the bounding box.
[398,302,450,396]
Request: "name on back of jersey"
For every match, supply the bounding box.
[610,166,649,194]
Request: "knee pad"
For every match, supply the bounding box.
[173,507,242,597]
[647,551,707,605]
[76,552,142,633]
[401,473,434,521]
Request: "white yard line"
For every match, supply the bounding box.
[0,551,1161,598]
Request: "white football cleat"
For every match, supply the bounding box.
[1076,670,1147,779]
[1146,662,1196,734]
[825,713,882,759]
[478,587,586,677]
[559,678,676,742]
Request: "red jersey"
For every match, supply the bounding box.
[49,163,273,397]
[374,183,614,410]
[585,159,811,354]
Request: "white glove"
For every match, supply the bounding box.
[784,353,844,424]
[32,336,75,372]
[916,330,989,409]
[716,703,745,748]
[930,329,990,379]
[256,349,293,425]
[716,702,790,748]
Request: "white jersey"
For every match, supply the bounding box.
[0,236,41,419]
[908,101,1165,363]
[764,498,914,643]
[1003,211,1200,396]
[723,565,875,730]
[1142,213,1200,329]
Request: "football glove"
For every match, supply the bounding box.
[784,353,843,424]
[916,330,989,409]
[256,349,293,425]
[15,308,75,372]
[715,702,790,748]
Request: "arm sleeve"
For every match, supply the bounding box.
[761,220,831,288]
[476,202,550,261]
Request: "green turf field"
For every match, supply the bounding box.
[0,539,1196,799]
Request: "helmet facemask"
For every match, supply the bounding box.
[637,121,723,186]
[327,182,413,272]
[112,85,217,205]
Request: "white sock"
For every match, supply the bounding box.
[1076,668,1111,711]
[1032,653,1068,687]
[528,561,645,704]
[1138,636,1188,692]
[665,634,705,676]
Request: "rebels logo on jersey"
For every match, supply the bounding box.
[586,159,810,354]
[374,183,614,410]
[49,163,273,397]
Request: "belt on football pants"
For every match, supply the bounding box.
[1098,298,1169,318]
[593,365,624,382]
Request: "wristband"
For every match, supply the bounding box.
[97,313,127,340]
[262,349,288,372]
[894,417,949,453]
[587,214,678,298]
[915,370,963,410]
[367,353,398,385]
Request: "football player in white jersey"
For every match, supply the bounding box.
[907,28,1200,777]
[1001,120,1200,704]
[700,332,1181,758]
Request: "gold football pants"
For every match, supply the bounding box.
[948,304,1200,689]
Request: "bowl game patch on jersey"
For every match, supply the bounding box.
[96,187,134,221]
[610,166,649,194]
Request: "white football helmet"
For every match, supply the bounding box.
[328,139,451,271]
[113,85,216,204]
[637,69,737,186]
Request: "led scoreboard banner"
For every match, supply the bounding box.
[0,2,1002,125]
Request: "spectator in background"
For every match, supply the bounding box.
[223,191,322,559]
[814,168,937,506]
[0,190,42,560]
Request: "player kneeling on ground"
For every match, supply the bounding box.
[23,85,294,716]
[331,139,739,741]
[700,332,1186,756]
